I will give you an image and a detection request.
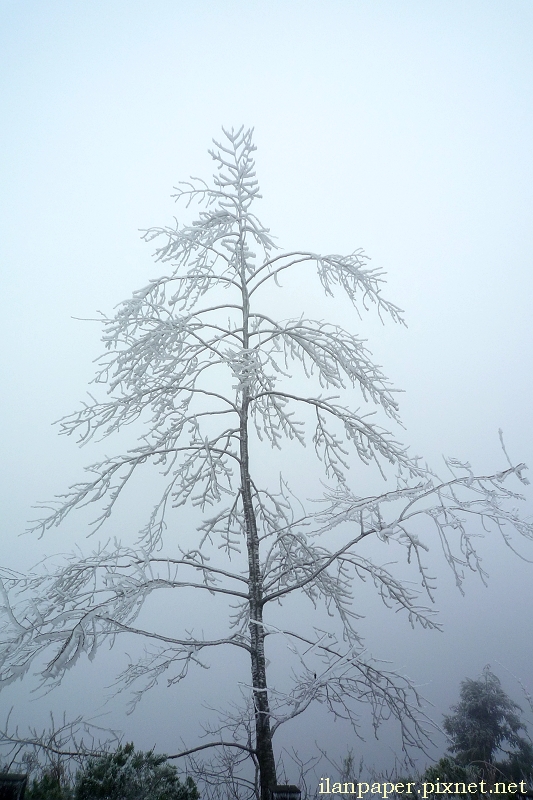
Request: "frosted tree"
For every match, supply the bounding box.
[1,127,532,800]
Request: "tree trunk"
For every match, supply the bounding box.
[240,272,277,800]
[240,394,277,800]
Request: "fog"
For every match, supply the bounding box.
[1,0,533,785]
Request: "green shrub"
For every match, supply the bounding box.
[74,743,198,800]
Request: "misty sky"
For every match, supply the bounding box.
[1,0,533,781]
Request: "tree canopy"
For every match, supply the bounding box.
[441,667,533,784]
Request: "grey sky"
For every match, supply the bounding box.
[1,0,532,779]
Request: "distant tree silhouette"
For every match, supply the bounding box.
[443,667,533,783]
